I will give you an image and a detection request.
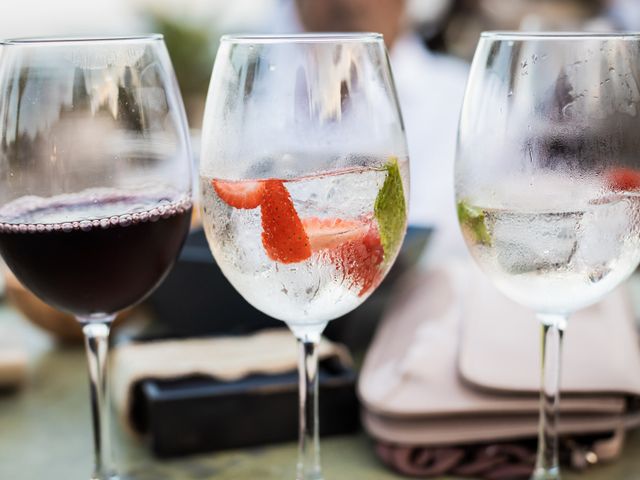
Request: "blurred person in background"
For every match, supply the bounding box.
[267,0,613,262]
[271,0,471,261]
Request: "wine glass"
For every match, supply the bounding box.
[456,32,640,479]
[200,33,408,479]
[0,36,192,479]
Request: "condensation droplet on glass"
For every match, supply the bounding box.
[269,64,276,72]
[561,103,574,117]
[507,90,513,97]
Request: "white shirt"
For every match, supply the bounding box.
[390,34,469,259]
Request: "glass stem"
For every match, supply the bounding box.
[80,315,116,480]
[532,313,568,480]
[296,330,323,480]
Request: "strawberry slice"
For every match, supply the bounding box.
[606,167,640,191]
[260,180,312,263]
[332,223,384,297]
[302,217,370,252]
[212,179,265,209]
[303,216,384,297]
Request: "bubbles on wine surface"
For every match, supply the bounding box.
[0,188,192,233]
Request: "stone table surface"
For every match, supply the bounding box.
[1,303,640,480]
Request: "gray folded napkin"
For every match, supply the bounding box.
[359,261,640,478]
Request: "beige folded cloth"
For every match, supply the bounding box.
[0,346,27,390]
[360,262,640,446]
[0,320,28,390]
[112,328,351,431]
[460,270,640,395]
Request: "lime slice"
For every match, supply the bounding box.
[374,157,407,260]
[457,200,491,246]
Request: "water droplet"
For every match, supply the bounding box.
[562,102,574,117]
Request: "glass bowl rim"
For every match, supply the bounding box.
[0,34,164,46]
[220,32,383,44]
[481,31,640,40]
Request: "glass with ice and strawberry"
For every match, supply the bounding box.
[200,157,408,329]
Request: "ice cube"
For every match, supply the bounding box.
[489,210,580,274]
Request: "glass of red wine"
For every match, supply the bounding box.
[0,36,193,479]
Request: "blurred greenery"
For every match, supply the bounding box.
[149,14,218,125]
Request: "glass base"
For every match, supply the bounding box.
[297,472,323,480]
[531,467,561,480]
[91,472,118,480]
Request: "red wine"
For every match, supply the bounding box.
[0,192,192,317]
